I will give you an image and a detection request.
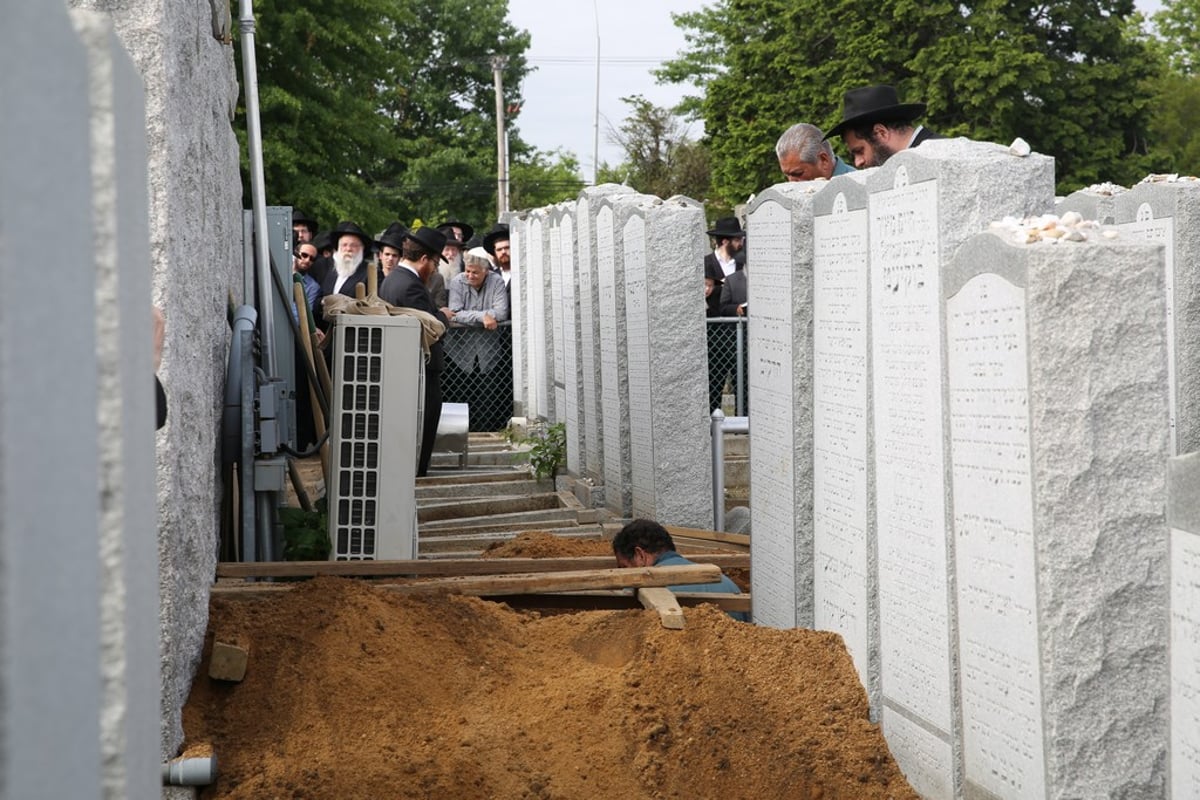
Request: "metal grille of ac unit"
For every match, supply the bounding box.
[328,315,422,560]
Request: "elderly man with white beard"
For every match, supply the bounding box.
[315,221,378,330]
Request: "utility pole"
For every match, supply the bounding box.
[592,0,601,185]
[491,55,509,216]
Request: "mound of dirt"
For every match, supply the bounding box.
[183,578,915,799]
[481,530,614,558]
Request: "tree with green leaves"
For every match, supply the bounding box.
[660,0,1160,201]
[233,0,580,235]
[598,95,712,203]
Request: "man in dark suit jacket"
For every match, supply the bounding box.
[719,251,748,317]
[825,84,942,170]
[379,226,450,477]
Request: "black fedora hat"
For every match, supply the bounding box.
[436,219,475,243]
[482,223,510,256]
[329,220,373,248]
[375,230,407,253]
[706,216,746,238]
[292,208,319,233]
[404,226,449,262]
[826,85,926,139]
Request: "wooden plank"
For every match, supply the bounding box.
[485,591,751,613]
[216,554,749,579]
[211,564,721,599]
[664,525,750,548]
[636,587,685,629]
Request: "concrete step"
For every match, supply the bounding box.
[416,479,547,501]
[419,507,582,535]
[430,449,528,468]
[418,492,563,523]
[418,468,530,486]
[417,524,609,557]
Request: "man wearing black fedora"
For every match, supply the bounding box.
[292,208,318,244]
[704,216,745,317]
[379,226,451,477]
[482,223,512,290]
[316,221,379,326]
[825,84,941,170]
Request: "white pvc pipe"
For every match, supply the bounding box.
[162,756,218,786]
[238,0,276,376]
[711,409,749,531]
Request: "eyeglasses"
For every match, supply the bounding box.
[296,252,315,260]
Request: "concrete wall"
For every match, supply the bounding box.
[71,0,243,770]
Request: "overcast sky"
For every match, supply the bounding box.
[506,0,705,181]
[505,0,1165,182]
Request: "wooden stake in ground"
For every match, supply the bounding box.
[293,281,330,483]
[636,587,686,629]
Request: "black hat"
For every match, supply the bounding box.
[381,221,408,238]
[312,231,333,252]
[825,85,926,139]
[404,226,449,262]
[482,223,510,256]
[436,219,475,243]
[292,208,319,234]
[464,234,484,249]
[376,222,409,250]
[706,216,746,239]
[376,230,407,253]
[329,220,372,248]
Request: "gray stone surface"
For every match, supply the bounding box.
[745,181,822,631]
[548,206,567,423]
[1055,183,1125,225]
[811,170,878,716]
[506,210,528,417]
[524,209,553,420]
[623,196,713,528]
[551,203,584,476]
[575,184,638,484]
[867,139,1054,799]
[949,232,1168,799]
[1168,452,1200,799]
[723,506,751,535]
[1113,180,1200,456]
[73,10,162,799]
[1,9,103,798]
[70,0,242,769]
[596,193,655,517]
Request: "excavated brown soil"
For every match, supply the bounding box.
[182,533,916,799]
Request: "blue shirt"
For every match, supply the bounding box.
[653,550,749,622]
[832,155,855,176]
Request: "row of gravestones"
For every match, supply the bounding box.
[505,138,1200,798]
[745,137,1199,799]
[507,187,717,530]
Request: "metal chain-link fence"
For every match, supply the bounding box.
[442,319,749,431]
[441,323,513,432]
[706,317,749,415]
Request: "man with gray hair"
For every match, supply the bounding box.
[775,122,855,182]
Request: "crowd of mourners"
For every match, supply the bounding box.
[290,214,513,476]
